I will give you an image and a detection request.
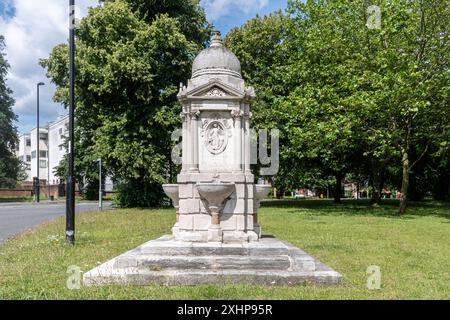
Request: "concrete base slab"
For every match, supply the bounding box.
[83,235,342,286]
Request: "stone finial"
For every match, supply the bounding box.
[210,30,223,48]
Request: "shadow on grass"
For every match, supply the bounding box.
[261,199,450,219]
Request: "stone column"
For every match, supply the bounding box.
[189,111,200,172]
[231,109,242,172]
[244,110,252,173]
[180,111,189,172]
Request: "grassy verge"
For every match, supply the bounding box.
[0,200,449,299]
[0,197,33,203]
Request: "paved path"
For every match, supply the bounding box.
[0,202,112,244]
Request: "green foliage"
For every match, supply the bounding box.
[114,178,163,208]
[225,12,307,192]
[226,0,450,209]
[41,0,211,206]
[0,35,24,188]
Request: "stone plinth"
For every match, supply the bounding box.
[83,235,342,286]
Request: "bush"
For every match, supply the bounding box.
[114,178,164,208]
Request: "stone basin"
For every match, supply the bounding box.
[254,184,271,200]
[196,183,234,209]
[162,184,179,207]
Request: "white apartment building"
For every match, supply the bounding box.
[16,115,113,191]
[16,115,69,184]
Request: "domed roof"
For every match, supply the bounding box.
[192,31,242,78]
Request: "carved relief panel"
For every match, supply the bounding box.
[199,111,234,172]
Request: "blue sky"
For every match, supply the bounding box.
[0,0,287,134]
[202,0,287,34]
[0,1,15,18]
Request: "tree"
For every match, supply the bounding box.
[285,0,449,211]
[0,35,24,188]
[226,0,449,213]
[225,12,313,197]
[41,0,211,206]
[351,0,449,213]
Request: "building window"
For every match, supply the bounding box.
[39,150,47,158]
[15,145,20,151]
[59,128,63,134]
[39,160,47,168]
[26,139,31,146]
[59,145,63,151]
[39,133,48,141]
[18,155,24,161]
[31,151,36,159]
[26,155,31,162]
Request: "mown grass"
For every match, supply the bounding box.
[0,199,449,299]
[0,197,33,203]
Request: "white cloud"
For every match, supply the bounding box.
[1,0,274,133]
[0,0,95,133]
[201,0,269,20]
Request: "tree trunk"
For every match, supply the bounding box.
[399,149,409,215]
[356,182,359,200]
[277,186,285,199]
[379,171,385,200]
[370,159,384,206]
[334,173,342,204]
[370,174,381,205]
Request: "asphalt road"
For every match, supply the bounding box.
[0,202,112,244]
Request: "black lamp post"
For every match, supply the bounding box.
[36,82,45,203]
[66,0,76,245]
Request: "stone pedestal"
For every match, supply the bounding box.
[83,235,342,286]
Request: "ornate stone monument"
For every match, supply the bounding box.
[171,30,264,244]
[83,32,342,286]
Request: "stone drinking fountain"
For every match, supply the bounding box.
[159,30,266,244]
[196,183,234,241]
[84,31,342,286]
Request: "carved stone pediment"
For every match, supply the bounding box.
[205,86,227,97]
[186,80,244,99]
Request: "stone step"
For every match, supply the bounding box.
[114,254,292,270]
[138,239,292,256]
[84,268,342,286]
[83,235,342,286]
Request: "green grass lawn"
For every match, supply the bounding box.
[0,196,33,203]
[0,199,449,299]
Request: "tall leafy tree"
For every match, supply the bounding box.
[41,0,211,206]
[225,12,298,196]
[227,5,367,202]
[340,0,450,212]
[0,35,24,188]
[227,0,449,212]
